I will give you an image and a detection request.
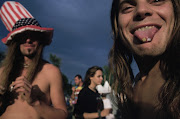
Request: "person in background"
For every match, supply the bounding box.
[70,74,83,119]
[97,81,115,119]
[70,74,83,105]
[109,0,180,118]
[74,66,110,119]
[0,1,67,119]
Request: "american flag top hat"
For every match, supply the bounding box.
[0,1,54,45]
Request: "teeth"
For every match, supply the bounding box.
[137,26,154,31]
[147,38,151,42]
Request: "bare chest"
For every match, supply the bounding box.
[21,69,50,96]
[0,71,51,119]
[133,78,164,106]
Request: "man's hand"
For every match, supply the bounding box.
[72,86,76,92]
[10,76,32,102]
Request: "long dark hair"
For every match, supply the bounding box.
[109,0,180,118]
[158,0,180,117]
[83,66,103,87]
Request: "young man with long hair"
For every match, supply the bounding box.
[109,0,180,118]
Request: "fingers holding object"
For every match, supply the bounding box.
[12,81,31,91]
[9,76,32,92]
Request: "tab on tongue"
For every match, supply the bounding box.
[134,26,158,42]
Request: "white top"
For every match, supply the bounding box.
[103,98,112,109]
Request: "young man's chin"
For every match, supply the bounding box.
[24,52,36,58]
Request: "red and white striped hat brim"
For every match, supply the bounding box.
[0,1,53,45]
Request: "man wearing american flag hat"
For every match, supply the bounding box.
[0,1,67,119]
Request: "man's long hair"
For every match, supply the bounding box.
[109,0,180,118]
[0,36,44,93]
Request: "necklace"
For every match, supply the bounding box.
[23,63,30,68]
[89,86,96,92]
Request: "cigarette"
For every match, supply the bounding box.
[9,85,14,92]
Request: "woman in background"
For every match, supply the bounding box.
[74,66,110,119]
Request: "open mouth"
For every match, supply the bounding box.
[131,25,161,43]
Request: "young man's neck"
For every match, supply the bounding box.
[24,56,33,65]
[134,55,162,81]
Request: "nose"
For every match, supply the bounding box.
[101,76,103,81]
[26,38,32,43]
[133,2,152,21]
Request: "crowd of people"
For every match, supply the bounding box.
[67,68,115,119]
[0,0,179,119]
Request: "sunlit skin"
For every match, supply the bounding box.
[118,0,174,57]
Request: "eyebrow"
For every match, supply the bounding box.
[119,0,135,6]
[119,0,136,9]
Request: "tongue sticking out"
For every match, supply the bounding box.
[134,26,159,43]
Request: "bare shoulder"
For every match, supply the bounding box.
[42,63,61,72]
[41,63,62,82]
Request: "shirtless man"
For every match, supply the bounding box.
[110,0,180,118]
[0,1,67,119]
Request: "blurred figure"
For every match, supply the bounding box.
[97,81,115,119]
[70,74,83,105]
[70,75,83,119]
[74,66,110,119]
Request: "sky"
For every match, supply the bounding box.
[0,0,139,84]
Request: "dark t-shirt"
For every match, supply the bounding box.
[74,86,104,118]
